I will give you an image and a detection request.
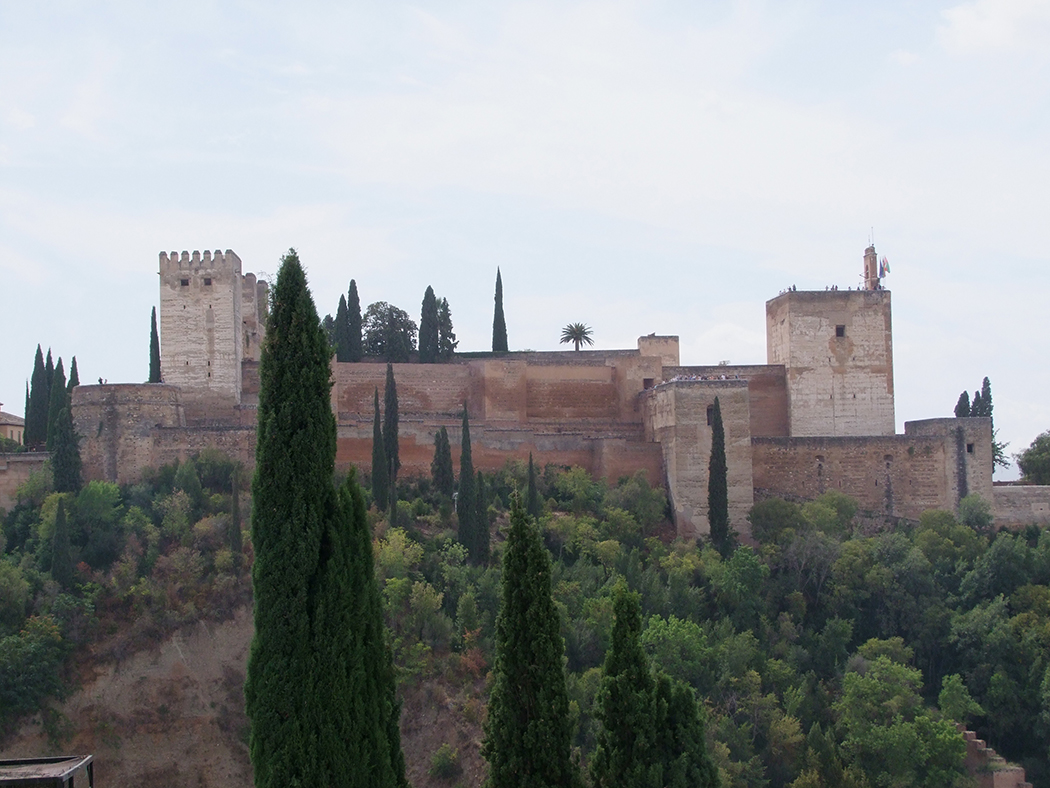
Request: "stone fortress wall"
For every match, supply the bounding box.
[60,246,1050,539]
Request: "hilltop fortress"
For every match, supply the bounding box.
[61,246,1050,536]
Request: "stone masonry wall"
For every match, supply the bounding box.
[663,365,789,438]
[0,453,48,513]
[767,290,894,437]
[993,485,1050,528]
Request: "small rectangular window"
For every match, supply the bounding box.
[180,278,189,287]
[966,443,974,454]
[835,325,846,338]
[643,378,654,390]
[204,277,212,286]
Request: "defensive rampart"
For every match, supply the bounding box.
[992,484,1050,528]
[0,453,48,513]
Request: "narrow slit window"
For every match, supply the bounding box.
[835,325,846,338]
[204,277,212,286]
[966,443,974,454]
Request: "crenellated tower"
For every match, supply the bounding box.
[159,250,266,406]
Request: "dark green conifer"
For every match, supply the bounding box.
[51,497,73,590]
[44,349,54,413]
[67,357,79,392]
[970,391,983,418]
[457,406,475,556]
[653,675,719,788]
[431,427,454,498]
[45,359,67,452]
[334,294,351,362]
[383,363,400,486]
[492,268,508,352]
[149,306,162,382]
[979,377,993,418]
[347,280,363,362]
[419,286,439,364]
[51,407,81,494]
[26,345,48,448]
[708,396,731,556]
[527,452,542,519]
[474,469,489,564]
[437,298,457,361]
[245,249,405,787]
[591,584,659,788]
[954,391,970,418]
[372,388,389,511]
[482,497,577,788]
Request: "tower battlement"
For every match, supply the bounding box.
[159,250,242,272]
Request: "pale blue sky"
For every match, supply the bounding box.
[2,1,1048,478]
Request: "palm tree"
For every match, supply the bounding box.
[560,322,594,351]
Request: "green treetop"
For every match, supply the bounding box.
[347,280,363,362]
[482,497,578,788]
[150,306,162,382]
[437,297,457,361]
[67,356,79,392]
[51,406,82,494]
[492,268,508,352]
[419,285,439,364]
[954,391,970,418]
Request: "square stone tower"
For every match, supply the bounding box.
[159,250,247,405]
[766,288,895,437]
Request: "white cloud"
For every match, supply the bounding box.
[938,0,1050,54]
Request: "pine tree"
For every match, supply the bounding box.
[431,427,454,498]
[591,584,660,788]
[708,396,731,556]
[347,280,363,362]
[372,388,389,511]
[149,306,162,382]
[67,356,79,392]
[26,346,48,448]
[245,249,406,787]
[954,391,970,418]
[51,407,82,494]
[527,452,542,519]
[230,467,243,574]
[46,359,67,452]
[419,286,439,364]
[51,497,73,590]
[334,294,351,362]
[457,406,475,557]
[474,470,490,564]
[492,268,508,352]
[482,497,578,788]
[437,298,457,361]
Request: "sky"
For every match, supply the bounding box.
[1,0,1048,479]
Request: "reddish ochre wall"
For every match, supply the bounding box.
[0,453,48,513]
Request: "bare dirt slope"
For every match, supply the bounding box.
[1,606,485,787]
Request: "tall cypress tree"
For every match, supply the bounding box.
[431,427,454,498]
[437,297,457,361]
[492,268,508,352]
[979,377,993,418]
[708,396,730,556]
[372,388,389,511]
[67,356,79,392]
[334,294,351,362]
[457,406,475,556]
[347,280,363,362]
[46,359,67,452]
[26,345,48,448]
[51,407,82,494]
[245,249,405,787]
[419,286,439,364]
[970,391,983,418]
[383,364,400,497]
[482,497,578,788]
[51,497,73,590]
[474,470,490,564]
[591,584,660,788]
[527,452,542,519]
[149,306,162,382]
[653,675,719,788]
[44,349,54,413]
[954,391,970,418]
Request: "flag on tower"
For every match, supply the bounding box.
[881,255,890,275]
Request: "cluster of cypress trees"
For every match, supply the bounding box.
[23,344,82,490]
[953,376,1008,467]
[245,250,405,787]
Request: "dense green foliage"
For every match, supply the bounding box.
[1018,431,1050,485]
[419,286,439,364]
[491,269,508,353]
[437,297,457,360]
[708,397,730,556]
[67,357,79,392]
[245,250,405,787]
[51,408,82,494]
[335,294,352,362]
[45,359,67,452]
[383,364,400,498]
[953,391,970,418]
[364,302,417,362]
[482,498,577,787]
[431,427,454,498]
[149,307,161,383]
[347,280,363,362]
[474,470,490,564]
[527,453,541,519]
